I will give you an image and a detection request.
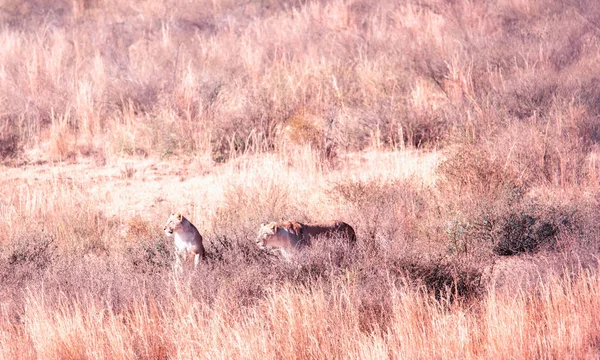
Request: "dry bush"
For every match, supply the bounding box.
[438,144,528,201]
[504,70,559,120]
[0,227,56,290]
[330,178,425,247]
[489,205,573,256]
[0,118,22,160]
[124,233,172,276]
[210,173,303,242]
[437,143,597,259]
[490,123,589,187]
[325,176,484,303]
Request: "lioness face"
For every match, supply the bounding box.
[164,212,183,236]
[256,222,298,250]
[255,223,277,249]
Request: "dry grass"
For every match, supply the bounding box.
[0,0,597,162]
[3,0,600,358]
[3,267,600,359]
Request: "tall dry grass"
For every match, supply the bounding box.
[1,0,599,167]
[2,267,600,359]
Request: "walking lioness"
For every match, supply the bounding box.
[164,212,205,269]
[255,220,356,258]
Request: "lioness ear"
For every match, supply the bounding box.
[176,212,182,221]
[291,221,302,235]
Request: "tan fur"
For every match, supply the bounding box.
[255,220,356,257]
[164,212,205,269]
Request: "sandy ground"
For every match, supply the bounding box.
[0,149,442,230]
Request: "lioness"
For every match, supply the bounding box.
[255,220,356,258]
[164,212,206,269]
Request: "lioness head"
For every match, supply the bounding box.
[255,221,303,250]
[255,222,277,249]
[164,212,183,236]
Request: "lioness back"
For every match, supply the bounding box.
[302,221,357,245]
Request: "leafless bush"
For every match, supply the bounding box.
[0,228,56,288]
[330,179,424,246]
[0,118,21,160]
[438,144,528,201]
[437,143,596,259]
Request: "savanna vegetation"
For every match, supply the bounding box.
[2,0,600,358]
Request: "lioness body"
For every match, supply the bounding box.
[164,212,205,268]
[256,220,356,258]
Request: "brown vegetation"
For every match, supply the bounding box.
[2,0,600,358]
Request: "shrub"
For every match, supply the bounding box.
[438,144,527,201]
[126,235,173,275]
[436,142,586,259]
[0,230,56,286]
[490,204,576,256]
[0,127,20,161]
[329,178,424,247]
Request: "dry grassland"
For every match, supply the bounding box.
[2,0,600,358]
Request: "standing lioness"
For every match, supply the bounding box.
[256,220,356,258]
[164,212,205,269]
